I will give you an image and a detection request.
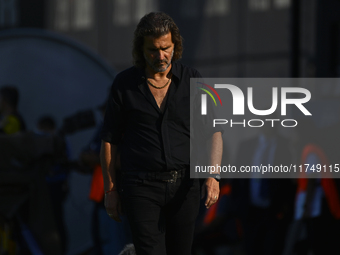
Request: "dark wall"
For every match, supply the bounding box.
[315,0,340,78]
[0,0,45,29]
[3,0,340,79]
[45,0,292,77]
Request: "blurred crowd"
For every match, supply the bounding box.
[1,84,340,255]
[0,85,131,255]
[193,115,340,255]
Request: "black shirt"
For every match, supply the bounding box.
[101,62,201,173]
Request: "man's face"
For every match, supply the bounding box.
[143,32,175,73]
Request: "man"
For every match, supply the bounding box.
[100,12,222,255]
[0,85,26,134]
[0,85,27,169]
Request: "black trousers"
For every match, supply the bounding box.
[121,173,200,255]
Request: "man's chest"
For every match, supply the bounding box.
[122,83,190,124]
[148,86,170,112]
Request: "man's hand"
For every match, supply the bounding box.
[101,141,122,221]
[105,190,122,222]
[201,177,220,209]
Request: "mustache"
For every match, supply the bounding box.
[154,60,168,64]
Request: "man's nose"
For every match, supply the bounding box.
[156,50,165,60]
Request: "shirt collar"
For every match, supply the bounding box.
[170,61,181,82]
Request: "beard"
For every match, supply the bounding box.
[144,50,174,73]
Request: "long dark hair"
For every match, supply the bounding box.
[132,12,183,68]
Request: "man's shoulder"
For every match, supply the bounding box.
[110,66,146,92]
[114,66,141,84]
[173,62,198,72]
[172,61,201,79]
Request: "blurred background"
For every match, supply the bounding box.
[1,0,340,255]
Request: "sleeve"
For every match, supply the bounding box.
[101,78,125,145]
[192,75,224,140]
[190,72,224,168]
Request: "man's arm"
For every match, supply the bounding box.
[201,131,223,208]
[100,140,121,222]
